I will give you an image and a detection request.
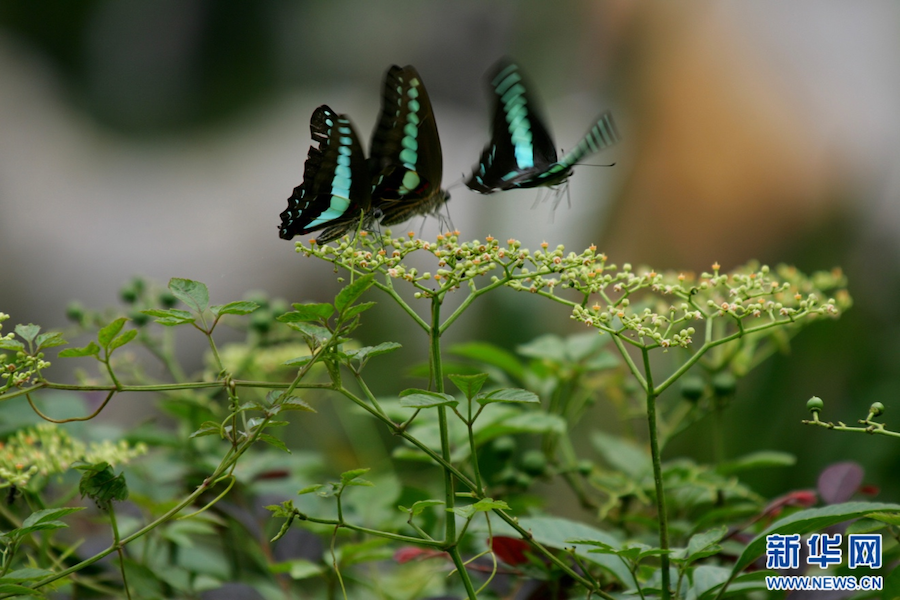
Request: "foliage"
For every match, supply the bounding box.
[0,231,893,600]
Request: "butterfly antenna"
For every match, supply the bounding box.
[566,180,572,210]
[531,187,544,210]
[577,162,617,168]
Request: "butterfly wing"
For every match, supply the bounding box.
[466,60,559,193]
[279,105,372,243]
[370,65,449,226]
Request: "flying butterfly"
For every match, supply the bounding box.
[369,65,450,227]
[279,105,374,244]
[466,59,620,194]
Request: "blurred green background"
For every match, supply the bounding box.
[1,1,899,506]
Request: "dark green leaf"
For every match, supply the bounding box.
[35,332,67,350]
[335,274,375,313]
[76,462,128,504]
[866,512,900,527]
[343,301,376,319]
[0,583,41,596]
[732,502,900,574]
[58,342,100,358]
[399,389,458,409]
[97,317,127,347]
[476,388,539,406]
[717,451,796,475]
[0,568,53,582]
[449,342,524,381]
[168,278,209,312]
[210,301,260,317]
[14,324,40,344]
[108,329,137,352]
[258,434,291,454]
[448,373,489,399]
[279,303,334,322]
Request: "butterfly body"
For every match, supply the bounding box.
[369,65,449,227]
[279,105,373,244]
[466,60,619,194]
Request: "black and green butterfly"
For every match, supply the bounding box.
[369,65,450,227]
[278,105,374,244]
[466,60,620,194]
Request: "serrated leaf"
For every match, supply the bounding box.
[35,332,67,350]
[682,526,727,564]
[210,301,259,317]
[399,389,458,409]
[335,274,375,313]
[169,278,209,312]
[717,451,796,475]
[449,342,524,381]
[732,501,900,574]
[350,342,402,364]
[108,329,137,352]
[277,397,316,413]
[345,478,374,488]
[403,499,444,517]
[21,507,84,529]
[141,308,193,319]
[279,303,334,322]
[97,317,128,348]
[190,421,223,439]
[866,511,900,526]
[0,338,25,352]
[286,322,331,342]
[476,388,539,406]
[451,498,510,519]
[297,484,323,495]
[258,434,291,454]
[76,462,128,504]
[340,468,370,485]
[343,301,376,319]
[14,324,40,344]
[448,373,489,399]
[58,342,100,358]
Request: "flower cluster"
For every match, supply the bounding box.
[0,423,147,488]
[1,315,54,391]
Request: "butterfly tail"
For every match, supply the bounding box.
[557,111,620,169]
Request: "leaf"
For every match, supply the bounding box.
[279,303,334,322]
[97,317,127,347]
[449,342,524,381]
[677,526,727,564]
[340,468,371,486]
[476,411,566,440]
[350,342,402,364]
[168,278,209,312]
[108,329,137,352]
[448,373,489,399]
[343,301,376,319]
[210,301,259,317]
[403,499,445,517]
[283,356,312,368]
[0,568,53,582]
[21,508,84,529]
[276,397,316,413]
[451,497,510,518]
[258,434,291,454]
[517,334,567,363]
[717,451,796,475]
[286,322,331,342]
[399,389,458,409]
[476,388,539,406]
[271,559,324,580]
[818,461,864,504]
[76,462,128,504]
[14,324,40,344]
[189,422,222,439]
[731,501,900,574]
[297,485,323,495]
[35,332,67,350]
[335,274,375,313]
[58,342,100,358]
[867,512,900,527]
[0,338,25,352]
[592,431,651,478]
[140,308,195,326]
[0,583,41,596]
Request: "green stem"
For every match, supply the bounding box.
[299,514,443,547]
[642,347,670,600]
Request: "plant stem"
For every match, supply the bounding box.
[642,348,670,600]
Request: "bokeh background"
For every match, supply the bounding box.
[2,1,900,503]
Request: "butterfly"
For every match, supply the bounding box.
[466,59,620,194]
[279,105,374,244]
[369,65,450,227]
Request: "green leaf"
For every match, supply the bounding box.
[403,499,445,517]
[279,303,334,322]
[449,342,524,381]
[448,373,489,399]
[717,451,796,475]
[476,388,539,406]
[592,431,651,478]
[275,396,316,413]
[340,468,372,488]
[867,511,900,527]
[189,422,222,439]
[732,501,900,574]
[97,317,127,348]
[451,497,510,518]
[283,355,313,368]
[258,434,291,454]
[476,411,566,440]
[349,342,402,364]
[14,324,40,344]
[286,322,331,342]
[35,332,67,350]
[675,526,727,564]
[697,570,772,600]
[21,507,84,529]
[169,278,209,312]
[140,308,195,326]
[884,564,900,600]
[343,301,376,319]
[335,274,375,313]
[297,485,323,496]
[399,389,458,409]
[108,329,137,352]
[0,583,42,596]
[58,342,100,358]
[0,338,25,352]
[76,462,128,505]
[210,301,260,317]
[517,334,567,363]
[0,568,53,582]
[271,559,324,580]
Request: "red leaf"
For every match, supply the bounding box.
[491,536,531,566]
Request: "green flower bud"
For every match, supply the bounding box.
[806,396,824,413]
[159,292,178,309]
[577,459,593,476]
[65,302,85,323]
[680,375,705,402]
[870,401,885,417]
